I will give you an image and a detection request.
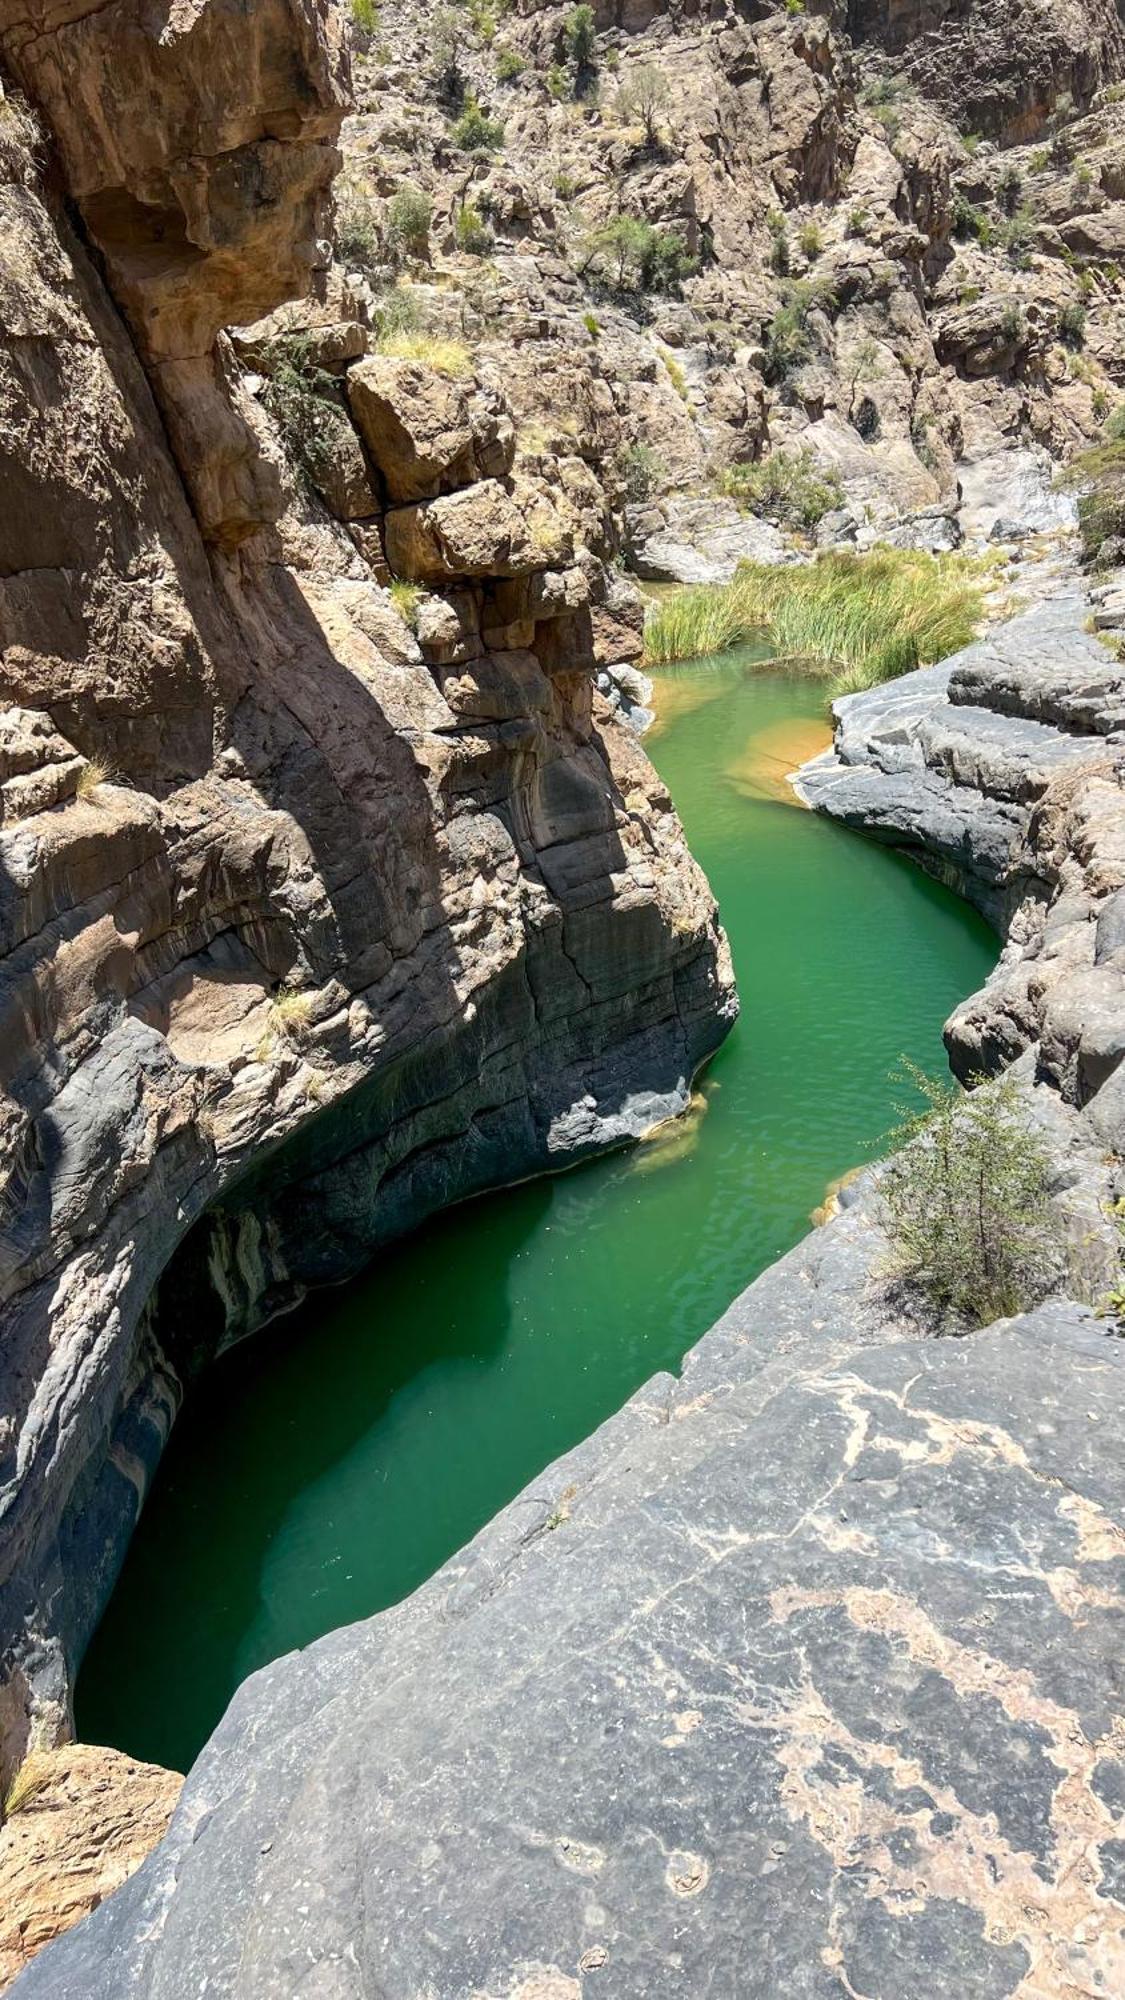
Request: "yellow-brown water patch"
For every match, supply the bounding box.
[727,714,833,804]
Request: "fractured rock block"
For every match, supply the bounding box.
[385,480,551,584]
[346,357,514,504]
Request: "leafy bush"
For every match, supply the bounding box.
[798,220,823,260]
[999,301,1026,343]
[453,98,505,151]
[997,164,1023,215]
[882,1064,1057,1328]
[373,284,424,341]
[762,278,835,384]
[582,212,695,295]
[952,190,992,246]
[385,184,432,258]
[260,337,355,493]
[350,0,379,31]
[431,8,466,108]
[1059,301,1087,348]
[643,546,985,689]
[720,449,843,529]
[455,198,493,254]
[1002,206,1035,268]
[1060,433,1125,559]
[618,440,666,502]
[564,4,597,70]
[335,184,382,276]
[495,46,524,82]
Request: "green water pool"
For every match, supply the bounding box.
[77,660,997,1772]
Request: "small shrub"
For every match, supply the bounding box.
[453,98,505,152]
[1002,206,1036,267]
[997,165,1023,215]
[1074,160,1094,197]
[785,0,805,13]
[335,183,382,276]
[659,346,689,402]
[271,988,314,1040]
[952,190,992,247]
[583,309,600,336]
[389,580,423,630]
[385,183,432,259]
[1000,301,1026,343]
[350,0,379,32]
[0,90,43,185]
[454,198,493,254]
[76,754,115,800]
[1059,300,1087,348]
[564,4,597,70]
[882,1063,1058,1328]
[373,284,423,341]
[847,206,869,237]
[618,440,666,502]
[616,63,669,148]
[582,212,695,295]
[762,278,836,384]
[553,166,577,199]
[261,337,354,493]
[768,220,791,277]
[1030,147,1051,172]
[1092,387,1111,421]
[798,220,823,260]
[495,45,524,82]
[720,448,843,530]
[431,8,466,109]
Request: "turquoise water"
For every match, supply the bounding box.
[77,660,996,1772]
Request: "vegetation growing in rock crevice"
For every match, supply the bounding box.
[881,1063,1059,1329]
[719,449,843,529]
[260,337,356,492]
[643,548,985,695]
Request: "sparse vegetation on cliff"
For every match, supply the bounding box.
[882,1064,1058,1328]
[719,450,843,529]
[644,549,985,693]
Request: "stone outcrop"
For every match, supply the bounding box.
[0,0,735,1806]
[0,1746,180,1990]
[330,0,1125,572]
[13,1230,1125,1997]
[797,589,1125,1142]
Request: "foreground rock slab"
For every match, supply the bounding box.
[15,1209,1125,1997]
[0,1746,180,1991]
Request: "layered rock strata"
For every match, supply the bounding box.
[0,0,734,1792]
[797,586,1125,1153]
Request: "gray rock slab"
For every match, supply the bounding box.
[15,1236,1125,1999]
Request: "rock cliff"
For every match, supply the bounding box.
[0,0,734,1792]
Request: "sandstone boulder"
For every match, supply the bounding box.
[384,480,562,583]
[346,358,514,504]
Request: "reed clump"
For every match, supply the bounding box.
[643,547,986,696]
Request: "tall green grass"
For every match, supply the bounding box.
[643,549,987,697]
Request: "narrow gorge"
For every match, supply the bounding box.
[0,1,1123,1996]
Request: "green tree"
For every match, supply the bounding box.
[617,64,669,148]
[564,5,597,70]
[882,1063,1059,1328]
[385,184,432,259]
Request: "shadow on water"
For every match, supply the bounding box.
[78,661,998,1772]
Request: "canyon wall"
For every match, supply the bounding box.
[0,0,735,1778]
